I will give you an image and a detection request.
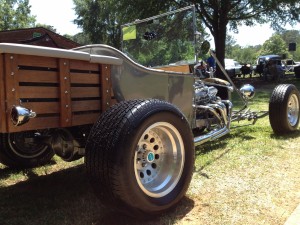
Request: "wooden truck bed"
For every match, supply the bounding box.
[0,43,122,133]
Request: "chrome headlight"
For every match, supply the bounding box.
[240,84,255,100]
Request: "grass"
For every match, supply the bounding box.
[1,76,300,225]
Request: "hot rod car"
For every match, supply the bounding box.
[0,6,299,218]
[0,41,299,218]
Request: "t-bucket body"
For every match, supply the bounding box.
[76,44,195,126]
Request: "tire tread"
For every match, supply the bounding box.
[269,84,300,134]
[85,99,194,216]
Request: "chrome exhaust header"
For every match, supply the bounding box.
[193,100,232,146]
[11,106,36,126]
[194,126,230,146]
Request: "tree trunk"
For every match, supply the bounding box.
[213,24,227,80]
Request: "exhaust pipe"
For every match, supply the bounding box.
[194,126,230,146]
[11,106,36,126]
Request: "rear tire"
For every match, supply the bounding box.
[269,84,300,134]
[85,99,195,217]
[0,131,54,168]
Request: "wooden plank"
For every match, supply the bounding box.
[70,87,101,98]
[72,100,101,112]
[156,64,190,73]
[0,54,6,132]
[17,54,57,68]
[18,70,59,83]
[4,54,20,105]
[58,59,72,127]
[70,73,100,84]
[72,113,100,126]
[22,102,59,114]
[69,60,99,71]
[8,116,60,132]
[19,86,59,98]
[4,54,21,131]
[101,64,112,112]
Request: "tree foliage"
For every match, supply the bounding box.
[35,23,57,33]
[69,32,91,45]
[0,0,36,30]
[260,34,288,56]
[73,0,122,48]
[73,0,300,78]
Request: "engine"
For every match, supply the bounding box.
[194,80,219,105]
[193,80,233,144]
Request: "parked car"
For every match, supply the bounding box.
[257,54,282,65]
[225,58,242,77]
[282,59,300,72]
[256,55,284,81]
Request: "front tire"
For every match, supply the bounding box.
[269,84,300,134]
[85,99,195,217]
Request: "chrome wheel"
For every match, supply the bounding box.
[134,122,184,198]
[287,93,299,126]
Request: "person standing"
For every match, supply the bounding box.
[206,52,216,71]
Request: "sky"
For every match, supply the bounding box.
[29,0,299,47]
[29,0,82,35]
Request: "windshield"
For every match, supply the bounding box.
[121,6,197,68]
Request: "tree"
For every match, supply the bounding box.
[277,30,300,60]
[0,0,36,30]
[73,0,122,48]
[35,23,57,33]
[226,44,260,65]
[260,34,289,57]
[70,32,91,45]
[116,0,300,78]
[279,30,300,45]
